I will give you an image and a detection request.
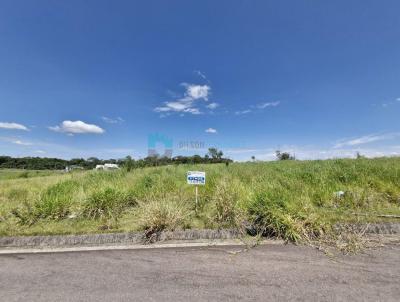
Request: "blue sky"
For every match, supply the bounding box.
[1,0,400,161]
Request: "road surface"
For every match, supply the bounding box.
[1,243,399,301]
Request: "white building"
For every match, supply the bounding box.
[95,163,120,171]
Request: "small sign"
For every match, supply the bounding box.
[187,171,206,185]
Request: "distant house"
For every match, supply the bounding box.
[95,163,120,171]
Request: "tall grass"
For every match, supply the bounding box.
[82,187,135,221]
[0,157,399,240]
[11,180,79,225]
[135,199,191,237]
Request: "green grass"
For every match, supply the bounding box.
[1,158,400,242]
[0,169,62,180]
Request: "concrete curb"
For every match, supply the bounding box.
[334,223,400,235]
[0,229,240,248]
[0,223,399,249]
[0,239,287,255]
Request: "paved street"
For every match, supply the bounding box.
[1,243,399,301]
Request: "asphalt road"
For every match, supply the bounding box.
[1,243,399,301]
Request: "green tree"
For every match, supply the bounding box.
[208,147,223,159]
[275,150,295,161]
[124,156,134,172]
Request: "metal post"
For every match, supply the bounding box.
[195,185,198,212]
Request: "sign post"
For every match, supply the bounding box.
[195,185,198,210]
[187,171,206,212]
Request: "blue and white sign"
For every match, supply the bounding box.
[187,171,206,185]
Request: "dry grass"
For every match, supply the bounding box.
[135,199,191,237]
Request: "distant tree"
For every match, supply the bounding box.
[144,155,159,166]
[356,152,365,159]
[208,148,218,159]
[208,147,223,160]
[275,150,295,161]
[70,158,86,166]
[124,156,134,172]
[0,152,233,170]
[192,155,202,164]
[86,157,101,169]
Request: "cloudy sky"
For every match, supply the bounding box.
[1,0,400,161]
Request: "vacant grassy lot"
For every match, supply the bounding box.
[1,158,400,241]
[0,169,61,180]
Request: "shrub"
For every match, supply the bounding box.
[12,180,78,224]
[247,190,303,241]
[42,181,76,215]
[211,178,245,227]
[83,188,126,220]
[136,199,190,236]
[275,150,295,161]
[34,180,78,219]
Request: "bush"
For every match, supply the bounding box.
[12,180,78,225]
[275,150,295,161]
[247,189,328,242]
[136,199,190,236]
[83,188,127,220]
[34,180,77,219]
[211,178,245,227]
[247,190,303,241]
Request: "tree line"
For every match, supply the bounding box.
[0,148,232,170]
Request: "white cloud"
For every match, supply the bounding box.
[35,150,46,154]
[256,101,280,109]
[194,70,209,81]
[235,109,252,115]
[334,133,400,148]
[380,97,400,108]
[183,83,210,100]
[155,99,201,115]
[164,101,192,111]
[12,139,32,146]
[49,120,105,134]
[154,83,212,116]
[205,128,217,134]
[235,101,280,115]
[0,122,29,131]
[206,102,219,110]
[0,136,33,146]
[101,116,124,124]
[184,108,202,115]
